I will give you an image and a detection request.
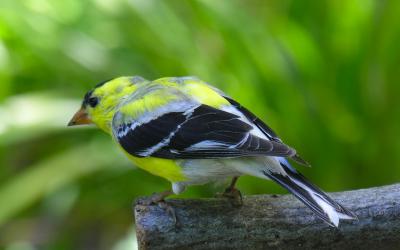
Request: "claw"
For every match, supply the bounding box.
[222,187,243,207]
[158,201,180,227]
[217,176,243,207]
[140,191,171,206]
[139,190,180,227]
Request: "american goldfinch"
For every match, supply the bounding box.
[68,76,356,227]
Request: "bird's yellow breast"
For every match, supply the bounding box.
[125,153,187,182]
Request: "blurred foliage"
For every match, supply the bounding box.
[0,0,399,249]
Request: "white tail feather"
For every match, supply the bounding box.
[291,177,340,227]
[260,157,357,227]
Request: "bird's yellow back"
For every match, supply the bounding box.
[153,77,230,109]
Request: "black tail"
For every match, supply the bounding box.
[264,159,357,227]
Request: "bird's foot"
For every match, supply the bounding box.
[216,187,243,207]
[140,191,171,206]
[216,176,243,207]
[157,200,180,227]
[139,190,180,227]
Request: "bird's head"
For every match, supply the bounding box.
[68,76,144,133]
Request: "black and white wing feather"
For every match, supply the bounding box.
[222,96,309,166]
[112,103,297,159]
[201,82,308,166]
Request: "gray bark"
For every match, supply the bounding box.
[134,183,400,250]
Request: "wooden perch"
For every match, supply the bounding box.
[134,183,400,249]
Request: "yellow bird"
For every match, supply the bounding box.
[68,76,356,227]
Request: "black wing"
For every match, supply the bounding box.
[113,104,296,159]
[222,96,280,141]
[223,96,309,166]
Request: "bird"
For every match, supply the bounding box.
[68,76,357,227]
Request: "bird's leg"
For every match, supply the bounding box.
[220,176,243,207]
[140,190,179,226]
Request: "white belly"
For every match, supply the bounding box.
[173,156,281,190]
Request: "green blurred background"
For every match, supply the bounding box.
[0,0,399,249]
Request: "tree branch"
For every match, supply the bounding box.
[134,183,400,249]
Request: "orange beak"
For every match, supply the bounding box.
[68,108,92,126]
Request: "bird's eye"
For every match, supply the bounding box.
[88,97,99,108]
